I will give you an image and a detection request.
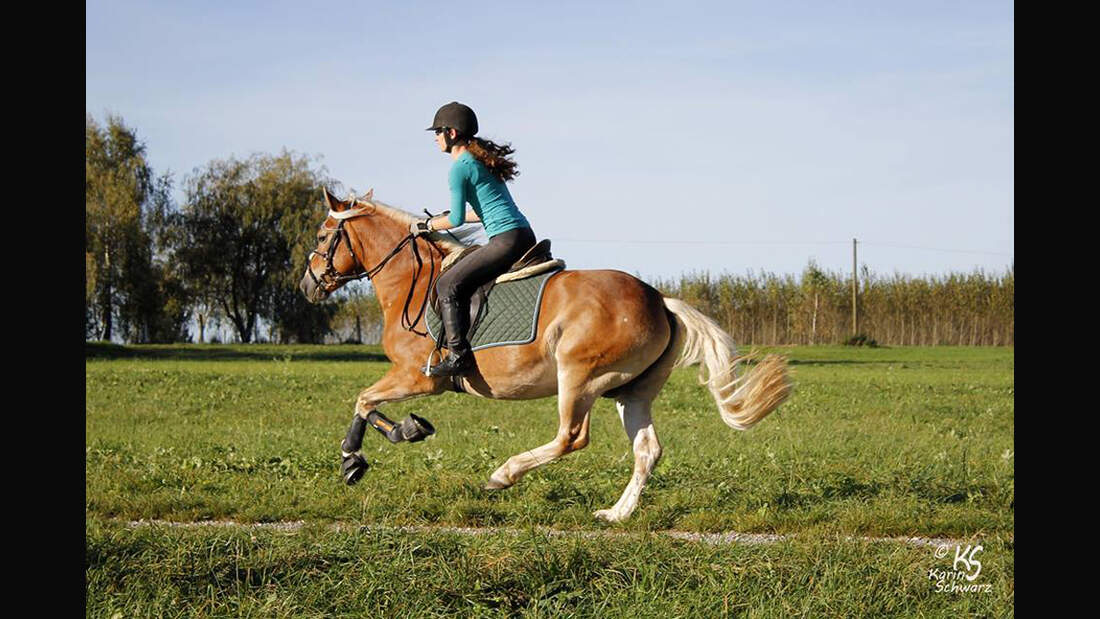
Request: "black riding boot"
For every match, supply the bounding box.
[430,297,474,377]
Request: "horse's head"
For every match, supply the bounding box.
[299,187,375,303]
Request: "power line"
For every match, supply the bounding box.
[858,242,1013,257]
[554,239,850,246]
[553,238,1012,257]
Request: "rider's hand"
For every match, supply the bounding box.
[410,219,432,236]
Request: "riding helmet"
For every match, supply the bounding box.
[426,101,478,137]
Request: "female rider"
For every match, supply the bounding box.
[410,101,536,377]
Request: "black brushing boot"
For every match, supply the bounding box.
[429,296,474,377]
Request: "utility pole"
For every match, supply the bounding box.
[852,238,858,336]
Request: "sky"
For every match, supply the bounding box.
[86,0,1013,283]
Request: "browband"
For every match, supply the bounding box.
[328,204,373,220]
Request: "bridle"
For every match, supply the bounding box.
[306,200,444,336]
[307,207,369,289]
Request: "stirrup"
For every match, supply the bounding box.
[427,351,473,378]
[422,348,444,376]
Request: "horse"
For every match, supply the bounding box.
[299,188,792,522]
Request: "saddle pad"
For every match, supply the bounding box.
[495,259,565,283]
[425,268,562,352]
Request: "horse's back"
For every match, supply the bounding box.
[545,268,660,296]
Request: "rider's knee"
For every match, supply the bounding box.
[435,270,463,301]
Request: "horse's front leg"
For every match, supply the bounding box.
[340,366,441,484]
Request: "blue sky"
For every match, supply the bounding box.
[86,0,1013,282]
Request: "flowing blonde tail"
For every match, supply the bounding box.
[663,298,792,430]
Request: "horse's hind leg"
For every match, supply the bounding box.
[594,396,662,522]
[484,384,596,489]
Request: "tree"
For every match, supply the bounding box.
[172,151,336,343]
[271,285,340,344]
[86,114,183,342]
[801,260,831,345]
[329,284,385,344]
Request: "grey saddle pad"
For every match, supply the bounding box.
[425,269,562,351]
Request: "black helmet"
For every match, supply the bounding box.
[426,101,478,137]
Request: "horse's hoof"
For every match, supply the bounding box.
[484,475,512,490]
[593,509,622,523]
[400,414,435,443]
[341,453,368,485]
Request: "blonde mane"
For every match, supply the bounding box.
[353,195,470,255]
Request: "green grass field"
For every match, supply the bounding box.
[86,343,1014,616]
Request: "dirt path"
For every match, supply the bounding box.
[120,519,976,548]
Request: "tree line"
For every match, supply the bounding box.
[86,113,1013,346]
[651,262,1014,347]
[86,113,340,344]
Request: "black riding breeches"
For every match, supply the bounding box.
[435,226,536,303]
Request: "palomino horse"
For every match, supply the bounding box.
[300,188,791,522]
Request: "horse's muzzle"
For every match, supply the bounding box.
[299,271,329,304]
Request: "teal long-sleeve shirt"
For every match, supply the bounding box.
[448,151,530,237]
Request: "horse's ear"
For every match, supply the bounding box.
[321,187,339,210]
[364,188,374,200]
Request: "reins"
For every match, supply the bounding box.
[309,202,445,337]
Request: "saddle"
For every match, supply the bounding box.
[429,239,563,340]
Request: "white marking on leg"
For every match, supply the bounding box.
[596,398,661,522]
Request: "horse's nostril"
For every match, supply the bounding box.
[300,270,323,303]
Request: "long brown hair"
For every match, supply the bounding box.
[465,137,519,183]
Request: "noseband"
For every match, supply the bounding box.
[307,201,444,336]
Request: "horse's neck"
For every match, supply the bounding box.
[348,217,441,322]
